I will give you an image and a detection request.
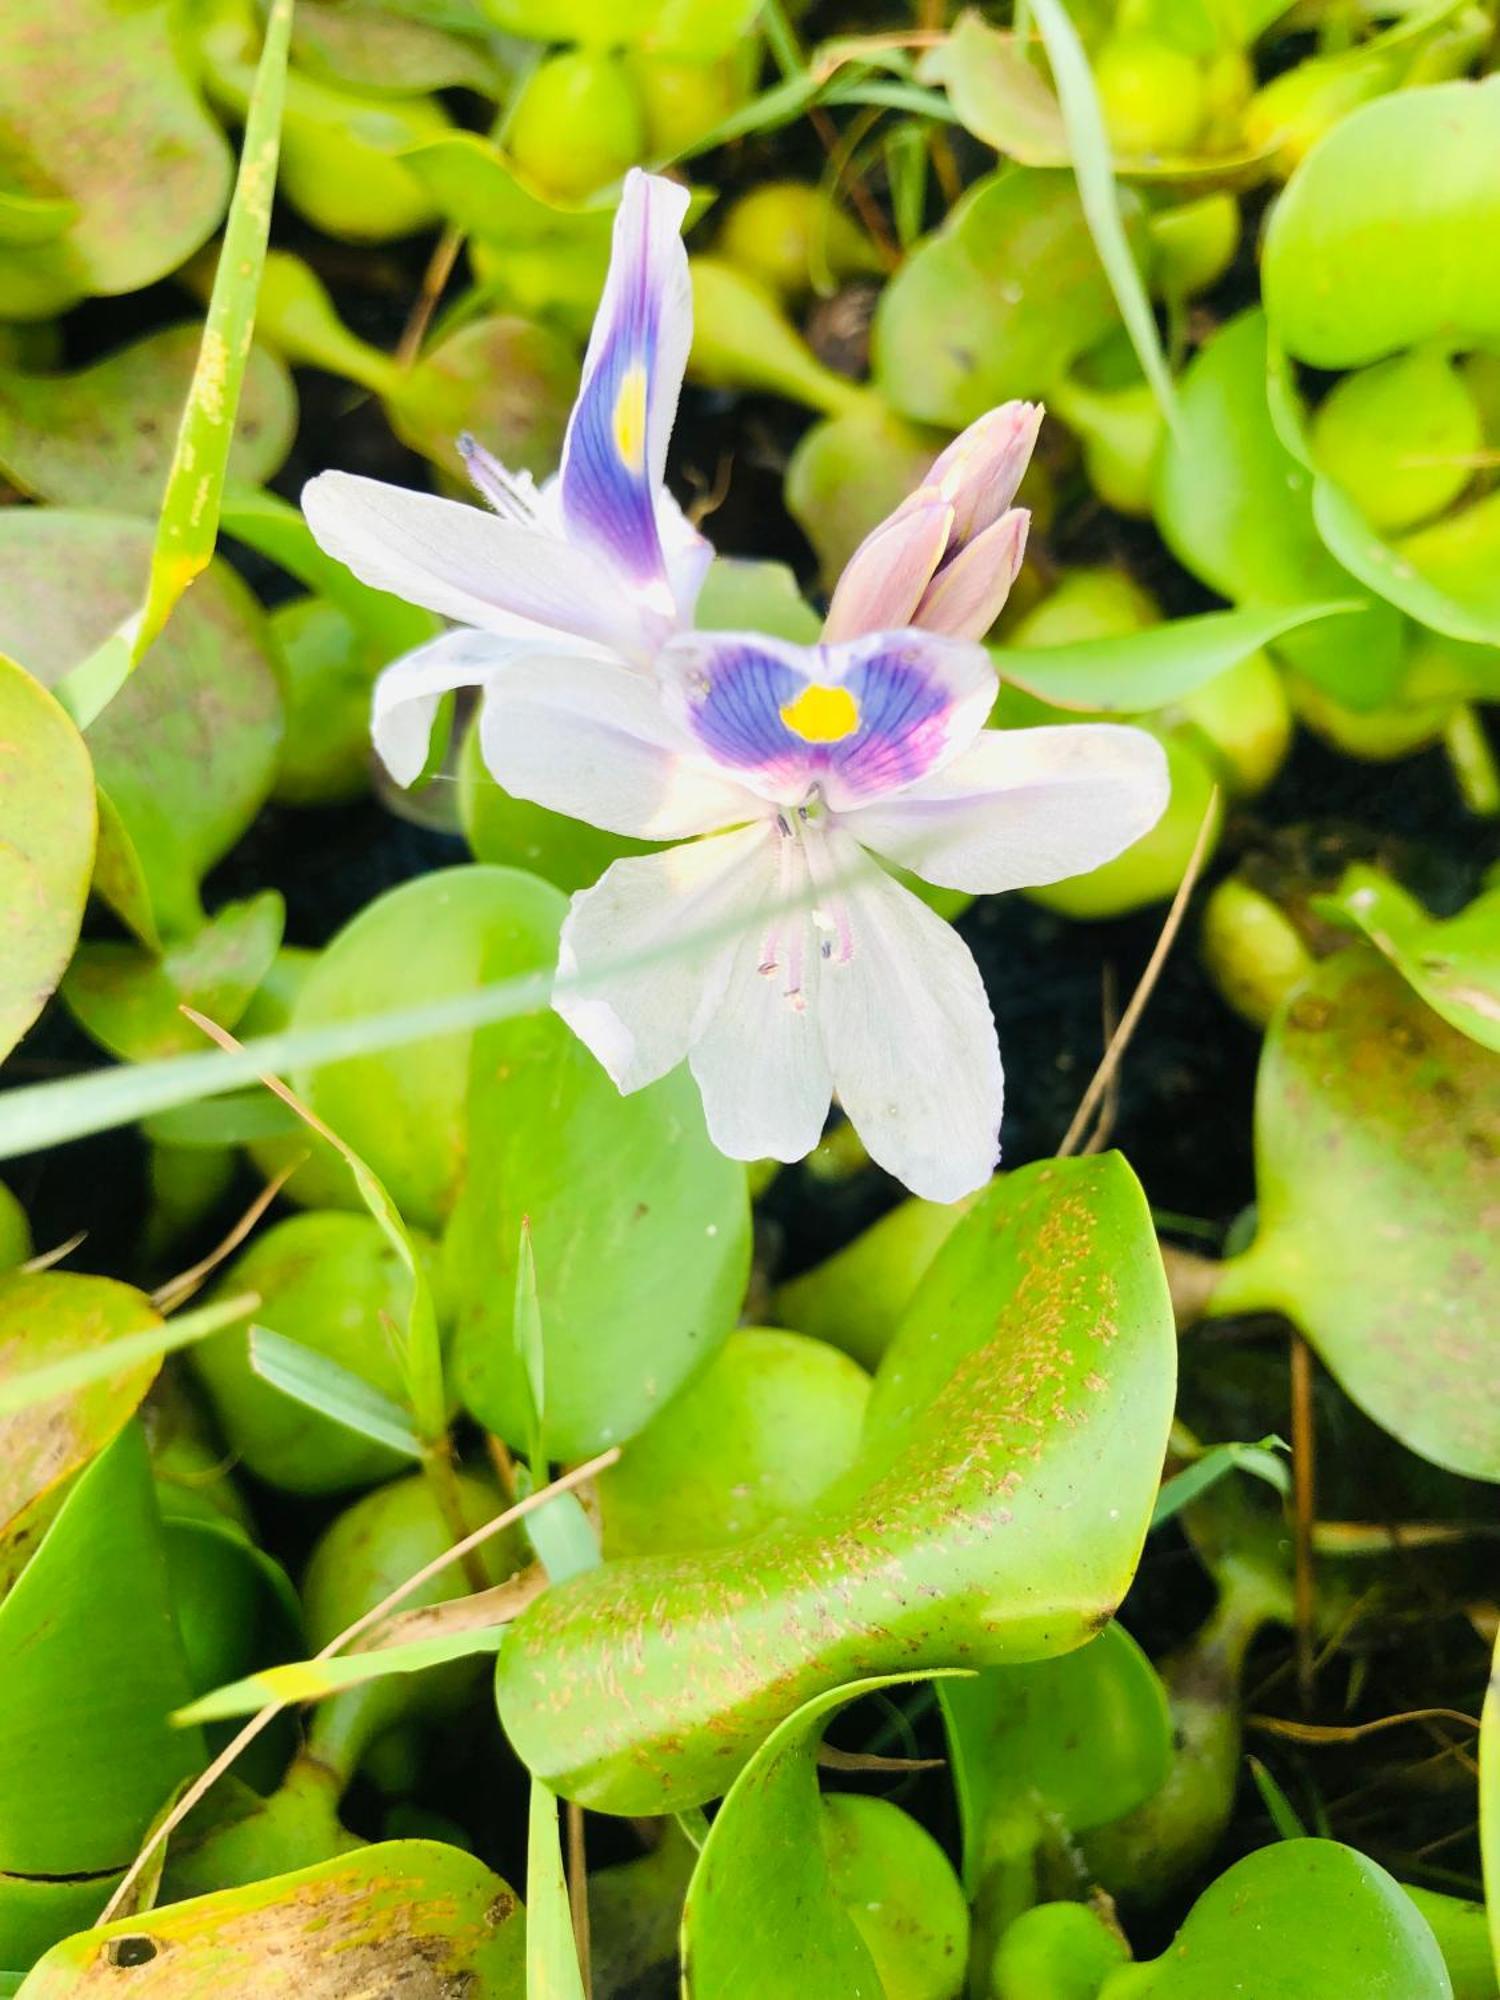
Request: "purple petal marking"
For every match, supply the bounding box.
[559,170,690,598]
[660,630,997,809]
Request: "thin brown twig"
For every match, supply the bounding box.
[1248,1707,1481,1746]
[395,224,464,369]
[1291,1334,1317,1712]
[568,1799,592,1995]
[1056,789,1220,1159]
[98,1448,619,1924]
[150,1159,299,1313]
[1081,962,1121,1157]
[20,1229,88,1275]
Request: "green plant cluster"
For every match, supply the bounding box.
[0,0,1498,1995]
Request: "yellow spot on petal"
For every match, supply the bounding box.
[780,682,860,743]
[612,365,648,472]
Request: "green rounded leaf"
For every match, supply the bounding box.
[0,1271,161,1562]
[597,1328,871,1557]
[1320,867,1500,1054]
[0,0,230,319]
[1152,309,1405,709]
[1107,1839,1452,1998]
[0,655,95,1063]
[62,893,284,1064]
[873,168,1144,426]
[445,1006,752,1461]
[288,867,565,1231]
[0,514,283,941]
[1214,948,1500,1480]
[495,1155,1176,1812]
[680,1673,962,2000]
[16,1841,525,1999]
[1263,78,1500,370]
[190,1211,437,1495]
[0,328,295,512]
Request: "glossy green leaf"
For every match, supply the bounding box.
[873,167,1146,426]
[930,10,1272,188]
[1211,948,1500,1479]
[288,867,565,1231]
[291,0,503,96]
[0,656,95,1064]
[56,0,295,726]
[387,314,579,485]
[1152,309,1406,708]
[0,1185,29,1275]
[0,330,294,514]
[16,1841,525,1998]
[680,1674,953,2000]
[1319,866,1500,1053]
[772,1195,972,1372]
[943,1625,1173,1887]
[0,513,282,942]
[0,1272,159,1554]
[527,1785,587,2000]
[1150,1435,1289,1526]
[0,0,230,320]
[694,557,822,643]
[589,1825,698,1999]
[62,892,284,1064]
[1102,1839,1452,1998]
[495,1155,1176,1812]
[0,1423,203,1876]
[598,1328,871,1558]
[1262,77,1500,370]
[994,601,1354,712]
[446,1005,752,1461]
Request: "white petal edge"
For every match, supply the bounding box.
[302,470,641,657]
[839,723,1171,894]
[371,628,530,787]
[689,838,833,1164]
[478,652,765,840]
[555,823,772,1095]
[817,828,1002,1203]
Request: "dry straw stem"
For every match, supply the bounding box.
[99,1447,620,1923]
[1057,786,1221,1159]
[150,1156,299,1313]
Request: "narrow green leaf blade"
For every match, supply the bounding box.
[1027,0,1178,429]
[174,1625,509,1725]
[247,1325,425,1461]
[527,1781,588,2000]
[54,0,294,726]
[0,1290,255,1416]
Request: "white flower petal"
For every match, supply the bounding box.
[817,828,1002,1202]
[555,824,772,1093]
[690,837,833,1165]
[302,470,640,656]
[838,723,1171,894]
[657,486,714,622]
[478,652,763,839]
[371,628,527,787]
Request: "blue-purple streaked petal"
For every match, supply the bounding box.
[559,169,691,597]
[657,629,997,810]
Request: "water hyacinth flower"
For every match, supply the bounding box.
[301,168,709,785]
[822,400,1043,643]
[480,629,1169,1201]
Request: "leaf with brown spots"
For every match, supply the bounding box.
[1212,947,1500,1479]
[15,1840,525,1998]
[495,1155,1176,1812]
[0,1271,161,1569]
[0,655,94,1063]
